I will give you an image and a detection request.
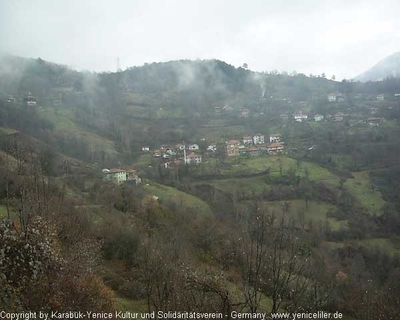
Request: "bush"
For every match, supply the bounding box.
[102,228,140,267]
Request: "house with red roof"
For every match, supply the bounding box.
[225,140,240,157]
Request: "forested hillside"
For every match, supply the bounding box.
[1,55,400,319]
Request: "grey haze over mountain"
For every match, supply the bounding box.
[1,0,400,80]
[354,52,400,82]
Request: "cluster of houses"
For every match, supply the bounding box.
[214,104,234,113]
[328,92,392,102]
[327,92,346,103]
[5,91,67,108]
[3,93,37,106]
[225,133,284,157]
[140,133,285,169]
[147,144,202,163]
[213,106,252,117]
[102,168,142,185]
[366,117,386,126]
[292,111,328,123]
[141,143,204,168]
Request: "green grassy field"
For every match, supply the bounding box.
[194,174,346,231]
[197,125,248,142]
[0,205,8,218]
[207,176,271,196]
[134,154,152,167]
[255,199,346,231]
[344,171,385,216]
[40,107,80,131]
[330,154,355,171]
[39,107,118,153]
[219,155,292,176]
[212,157,386,219]
[383,119,399,128]
[143,183,212,216]
[359,238,400,256]
[216,156,339,184]
[327,238,400,257]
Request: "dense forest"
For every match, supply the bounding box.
[1,55,400,319]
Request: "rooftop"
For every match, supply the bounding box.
[105,168,126,173]
[186,152,201,158]
[268,143,284,148]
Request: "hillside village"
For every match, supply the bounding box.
[132,89,397,173]
[5,0,400,311]
[2,56,400,316]
[143,133,284,168]
[3,87,397,185]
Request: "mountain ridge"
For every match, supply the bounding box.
[354,52,400,82]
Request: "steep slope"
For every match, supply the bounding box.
[354,52,400,82]
[0,55,340,166]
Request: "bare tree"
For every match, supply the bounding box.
[268,215,307,313]
[239,208,269,312]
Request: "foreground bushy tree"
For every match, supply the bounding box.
[0,217,114,312]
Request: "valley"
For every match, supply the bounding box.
[1,56,400,318]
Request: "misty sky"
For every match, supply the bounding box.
[1,0,399,79]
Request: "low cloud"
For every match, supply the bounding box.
[1,0,399,79]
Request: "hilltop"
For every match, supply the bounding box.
[354,52,400,82]
[0,55,340,164]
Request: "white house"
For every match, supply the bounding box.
[327,93,336,102]
[253,134,265,145]
[189,144,199,151]
[242,135,253,145]
[267,143,284,154]
[327,92,345,102]
[141,146,150,152]
[6,96,16,104]
[367,117,384,126]
[241,109,250,117]
[293,112,308,122]
[269,134,281,143]
[23,93,37,106]
[103,168,141,185]
[102,168,127,184]
[153,150,162,157]
[377,94,384,101]
[185,153,202,164]
[164,148,177,156]
[207,144,217,152]
[314,114,324,122]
